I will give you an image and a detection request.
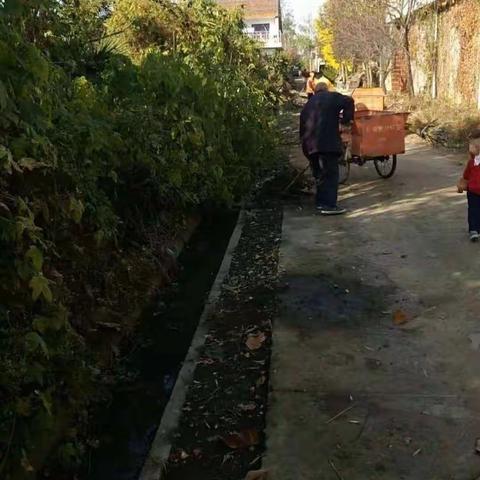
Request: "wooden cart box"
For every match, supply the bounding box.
[352,87,386,112]
[351,111,409,158]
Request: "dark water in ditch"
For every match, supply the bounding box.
[86,210,238,480]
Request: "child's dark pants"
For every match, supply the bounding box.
[468,191,480,232]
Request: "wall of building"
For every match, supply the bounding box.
[390,0,480,107]
[243,17,282,49]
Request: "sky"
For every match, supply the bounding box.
[289,0,325,25]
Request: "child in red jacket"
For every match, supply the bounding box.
[458,136,480,241]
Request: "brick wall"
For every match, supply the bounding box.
[391,51,409,94]
[389,0,480,107]
[216,0,279,19]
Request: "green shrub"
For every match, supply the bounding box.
[0,0,287,476]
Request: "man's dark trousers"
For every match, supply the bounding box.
[308,152,340,208]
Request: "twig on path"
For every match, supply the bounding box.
[354,410,370,442]
[326,404,356,425]
[281,165,309,194]
[199,387,220,405]
[329,459,344,480]
[249,454,263,467]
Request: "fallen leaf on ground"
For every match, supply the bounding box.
[198,357,215,365]
[246,332,266,351]
[169,449,190,463]
[393,309,409,326]
[256,376,267,387]
[239,403,257,412]
[245,469,270,480]
[223,285,241,294]
[222,453,235,466]
[221,429,260,449]
[96,321,121,331]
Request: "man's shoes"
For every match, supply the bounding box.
[319,205,347,216]
[470,231,480,242]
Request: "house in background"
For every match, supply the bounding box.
[216,0,283,51]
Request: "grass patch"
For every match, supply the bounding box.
[388,95,480,149]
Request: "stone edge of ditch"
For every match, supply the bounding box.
[139,210,246,480]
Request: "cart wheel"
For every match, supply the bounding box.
[339,159,350,184]
[339,145,351,184]
[374,155,397,179]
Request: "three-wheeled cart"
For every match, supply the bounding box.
[339,88,409,184]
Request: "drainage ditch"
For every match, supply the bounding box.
[85,210,239,480]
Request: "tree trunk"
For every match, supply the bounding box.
[381,56,391,91]
[363,62,372,88]
[340,63,347,88]
[403,29,415,98]
[366,63,374,88]
[431,1,439,99]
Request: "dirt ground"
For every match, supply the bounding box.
[165,206,282,480]
[155,106,480,480]
[266,133,480,479]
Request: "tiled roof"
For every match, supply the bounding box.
[217,0,280,19]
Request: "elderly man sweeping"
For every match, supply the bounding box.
[300,82,354,215]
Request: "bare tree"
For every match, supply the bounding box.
[280,1,317,70]
[319,0,422,93]
[320,0,397,88]
[383,0,423,97]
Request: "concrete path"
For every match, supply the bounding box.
[266,140,480,480]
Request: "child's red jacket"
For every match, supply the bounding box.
[464,154,480,195]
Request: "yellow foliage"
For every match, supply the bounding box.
[317,26,339,70]
[107,0,169,58]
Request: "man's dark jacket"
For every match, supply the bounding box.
[300,91,354,156]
